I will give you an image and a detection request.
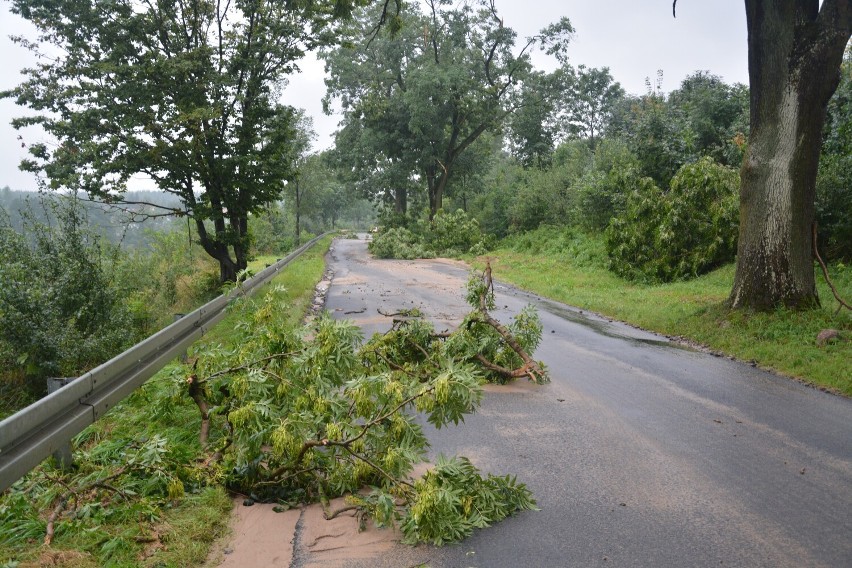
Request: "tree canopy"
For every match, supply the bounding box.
[3,0,341,281]
[323,0,573,219]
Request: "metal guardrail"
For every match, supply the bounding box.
[0,233,329,492]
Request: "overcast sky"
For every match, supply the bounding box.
[0,0,749,192]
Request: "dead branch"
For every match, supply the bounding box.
[44,496,69,546]
[813,223,851,313]
[323,504,359,520]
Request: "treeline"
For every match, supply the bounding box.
[326,2,850,280]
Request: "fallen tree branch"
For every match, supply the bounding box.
[187,363,211,447]
[475,262,549,384]
[813,223,851,313]
[44,466,128,546]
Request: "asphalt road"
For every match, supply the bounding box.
[321,236,852,568]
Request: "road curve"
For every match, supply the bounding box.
[316,236,852,568]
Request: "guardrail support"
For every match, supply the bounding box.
[46,378,75,472]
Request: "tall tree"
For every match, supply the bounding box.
[289,112,317,246]
[668,71,749,167]
[560,65,625,148]
[674,0,852,309]
[324,0,572,219]
[3,0,335,282]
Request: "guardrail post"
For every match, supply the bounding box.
[46,377,75,471]
[174,314,188,362]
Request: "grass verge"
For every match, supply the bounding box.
[473,230,851,396]
[0,235,333,568]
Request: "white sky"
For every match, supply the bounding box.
[0,0,748,191]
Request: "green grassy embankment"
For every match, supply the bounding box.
[0,235,333,568]
[472,231,851,396]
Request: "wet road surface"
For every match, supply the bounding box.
[318,237,852,568]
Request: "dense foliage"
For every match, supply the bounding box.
[369,209,492,259]
[0,201,134,385]
[606,158,739,283]
[324,1,572,219]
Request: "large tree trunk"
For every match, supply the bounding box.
[729,0,851,310]
[425,164,450,220]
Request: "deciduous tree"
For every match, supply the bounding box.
[674,0,852,308]
[324,0,572,219]
[4,0,332,282]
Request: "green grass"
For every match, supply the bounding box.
[0,235,333,568]
[474,232,852,395]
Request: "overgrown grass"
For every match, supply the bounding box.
[0,236,332,568]
[474,227,852,395]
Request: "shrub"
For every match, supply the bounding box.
[606,157,739,282]
[816,153,852,261]
[0,201,135,381]
[423,209,490,256]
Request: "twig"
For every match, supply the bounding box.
[813,223,851,313]
[201,350,301,383]
[44,496,69,546]
[44,466,127,546]
[378,308,418,317]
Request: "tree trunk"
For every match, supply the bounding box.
[425,164,449,220]
[393,186,407,215]
[195,217,240,283]
[729,0,851,310]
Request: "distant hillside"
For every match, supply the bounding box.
[0,187,184,248]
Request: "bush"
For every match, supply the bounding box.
[606,157,739,282]
[369,227,435,260]
[573,139,641,231]
[0,201,135,381]
[816,153,852,261]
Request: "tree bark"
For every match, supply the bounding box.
[729,0,851,310]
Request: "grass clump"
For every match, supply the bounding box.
[476,227,852,395]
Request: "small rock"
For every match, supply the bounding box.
[816,329,841,346]
[243,498,255,506]
[224,547,234,555]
